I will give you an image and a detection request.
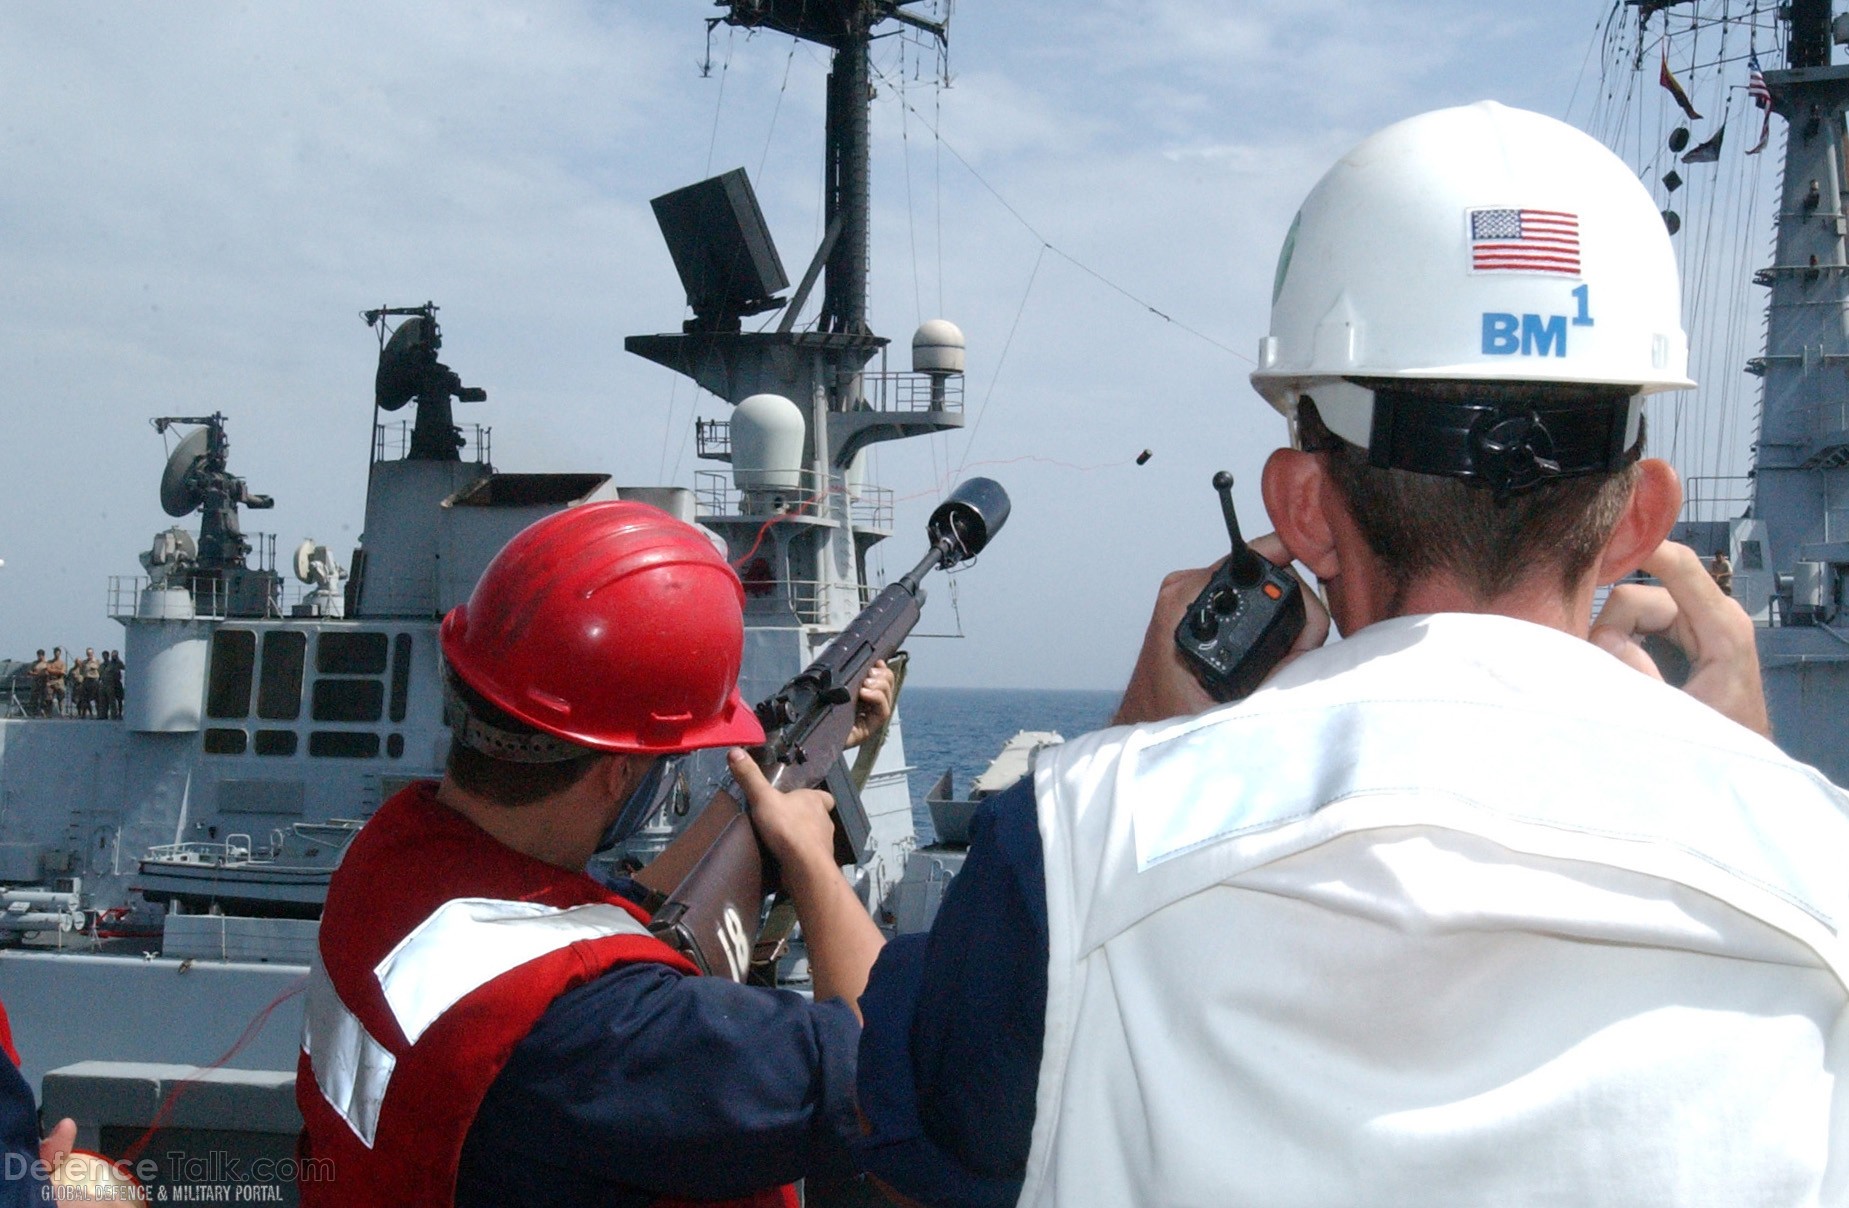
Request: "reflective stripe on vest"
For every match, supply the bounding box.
[305,896,654,1146]
[304,960,395,1147]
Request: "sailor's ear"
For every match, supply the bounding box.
[592,752,640,800]
[1595,457,1682,584]
[609,752,669,803]
[1263,447,1341,580]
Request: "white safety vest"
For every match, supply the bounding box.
[1025,613,1849,1207]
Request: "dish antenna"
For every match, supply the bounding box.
[149,413,273,574]
[159,427,211,518]
[140,526,199,589]
[291,539,346,618]
[292,539,342,588]
[364,302,486,461]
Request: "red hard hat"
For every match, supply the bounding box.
[439,501,766,755]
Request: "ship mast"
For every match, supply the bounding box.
[1739,0,1849,781]
[627,1,964,645]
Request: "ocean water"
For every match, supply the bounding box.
[898,687,1119,838]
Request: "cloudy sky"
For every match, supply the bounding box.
[1,1,1631,688]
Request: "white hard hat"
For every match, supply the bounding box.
[1251,101,1692,458]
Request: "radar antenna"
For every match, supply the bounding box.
[151,412,273,573]
[291,538,347,619]
[364,302,486,461]
[139,526,198,590]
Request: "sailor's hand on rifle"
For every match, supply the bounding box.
[728,748,884,1013]
[845,659,896,749]
[1114,534,1330,725]
[1592,540,1771,738]
[727,749,840,876]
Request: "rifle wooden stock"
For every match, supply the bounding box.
[648,576,930,981]
[646,797,764,980]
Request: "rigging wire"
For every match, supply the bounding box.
[119,977,308,1166]
[703,24,734,179]
[1585,0,1780,523]
[867,60,1250,365]
[658,26,740,485]
[955,243,1045,477]
[1563,6,1613,120]
[934,68,945,320]
[757,39,800,182]
[899,37,926,327]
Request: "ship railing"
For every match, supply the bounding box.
[695,418,731,461]
[737,575,880,627]
[1681,476,1753,524]
[863,370,964,414]
[694,375,962,469]
[758,578,876,627]
[789,578,844,627]
[142,836,270,865]
[373,421,493,464]
[107,575,309,621]
[694,470,893,532]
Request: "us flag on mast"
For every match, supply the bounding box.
[1748,52,1773,155]
[1468,208,1582,276]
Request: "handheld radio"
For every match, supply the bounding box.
[1172,472,1307,702]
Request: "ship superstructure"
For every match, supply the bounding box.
[1728,0,1849,779]
[1583,0,1849,785]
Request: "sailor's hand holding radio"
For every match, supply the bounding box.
[1592,540,1771,737]
[1114,533,1330,726]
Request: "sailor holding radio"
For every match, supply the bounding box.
[855,102,1849,1206]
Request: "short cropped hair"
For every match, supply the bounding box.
[444,674,607,807]
[1298,384,1643,606]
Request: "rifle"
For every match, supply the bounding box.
[648,477,1011,982]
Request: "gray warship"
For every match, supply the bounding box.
[0,0,974,1194]
[1579,0,1849,784]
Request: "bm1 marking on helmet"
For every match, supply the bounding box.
[1482,283,1597,360]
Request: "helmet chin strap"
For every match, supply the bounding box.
[1364,384,1634,501]
[1296,380,1637,503]
[595,756,673,854]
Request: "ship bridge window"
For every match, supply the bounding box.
[317,632,388,676]
[1740,540,1765,571]
[255,730,298,757]
[312,679,384,723]
[206,630,257,720]
[204,728,248,755]
[310,732,381,759]
[451,474,608,507]
[258,631,307,720]
[389,634,413,723]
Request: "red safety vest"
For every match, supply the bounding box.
[297,781,794,1207]
[0,999,19,1069]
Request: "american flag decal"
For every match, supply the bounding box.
[1469,208,1581,276]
